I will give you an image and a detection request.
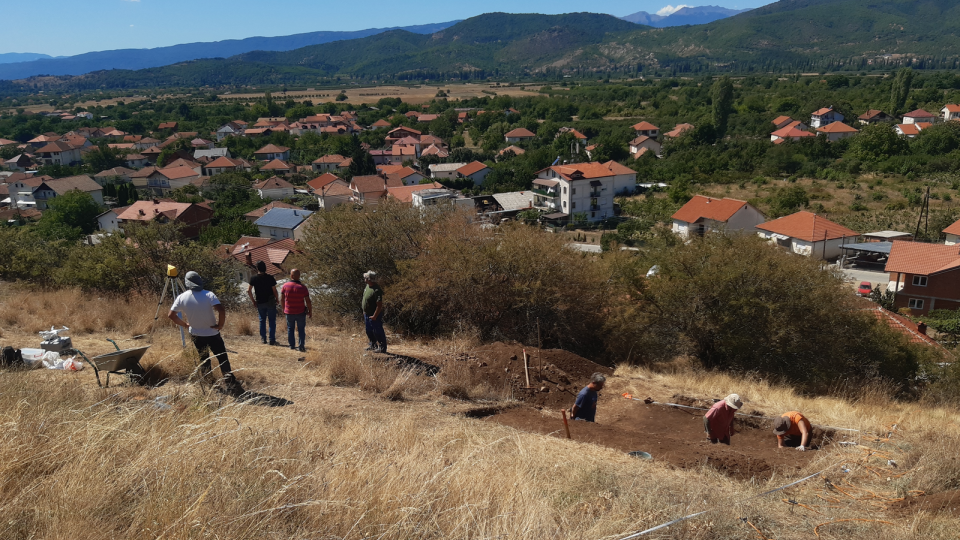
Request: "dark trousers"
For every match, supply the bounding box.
[191,333,232,379]
[286,313,306,349]
[780,434,803,447]
[257,302,277,343]
[364,314,387,352]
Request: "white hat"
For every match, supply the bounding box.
[724,394,743,410]
[363,270,378,281]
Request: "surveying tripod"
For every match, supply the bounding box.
[154,264,188,347]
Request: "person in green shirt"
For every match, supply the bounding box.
[361,270,387,353]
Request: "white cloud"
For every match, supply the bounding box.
[656,4,692,16]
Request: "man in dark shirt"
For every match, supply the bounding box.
[361,270,387,353]
[571,373,606,422]
[246,261,278,345]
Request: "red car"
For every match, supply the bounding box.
[857,281,872,296]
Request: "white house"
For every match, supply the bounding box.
[456,161,490,186]
[816,122,859,142]
[944,218,960,246]
[504,128,536,143]
[316,180,353,210]
[532,161,636,222]
[810,107,844,128]
[902,109,937,125]
[671,195,766,238]
[631,121,659,138]
[628,135,661,156]
[429,163,468,179]
[34,141,82,166]
[253,144,291,162]
[942,105,960,122]
[756,211,859,260]
[96,206,128,233]
[255,208,314,241]
[254,176,295,200]
[32,176,104,210]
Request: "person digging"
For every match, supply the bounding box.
[570,373,606,422]
[774,411,812,451]
[168,271,244,397]
[703,393,742,445]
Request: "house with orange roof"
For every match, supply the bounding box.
[124,152,149,168]
[902,109,937,125]
[370,119,392,129]
[816,122,859,142]
[253,144,290,162]
[421,144,449,158]
[671,196,766,238]
[225,236,298,283]
[895,123,924,138]
[385,126,421,145]
[253,176,295,200]
[157,122,178,131]
[533,161,637,221]
[631,121,659,138]
[35,141,82,166]
[756,211,858,259]
[311,154,348,173]
[350,175,390,207]
[116,199,213,238]
[497,145,525,159]
[770,123,815,143]
[665,123,695,138]
[504,127,536,143]
[858,110,894,125]
[628,135,661,157]
[386,181,446,203]
[885,241,960,315]
[941,104,960,122]
[384,166,425,187]
[772,116,795,130]
[316,179,353,210]
[202,156,250,176]
[456,161,490,186]
[146,166,201,195]
[810,107,843,128]
[943,217,960,246]
[260,159,293,175]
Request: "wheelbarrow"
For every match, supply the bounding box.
[73,339,149,388]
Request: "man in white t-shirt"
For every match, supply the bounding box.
[167,271,243,396]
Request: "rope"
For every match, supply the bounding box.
[813,519,895,539]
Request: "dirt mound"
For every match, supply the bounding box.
[889,491,960,517]
[464,342,613,408]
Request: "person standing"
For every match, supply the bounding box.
[773,411,813,451]
[247,261,278,345]
[280,268,311,352]
[361,271,386,353]
[570,373,606,422]
[704,394,742,445]
[167,271,243,396]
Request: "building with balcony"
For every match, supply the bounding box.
[532,161,636,222]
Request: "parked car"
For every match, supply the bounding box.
[857,281,872,296]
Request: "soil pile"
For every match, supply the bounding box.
[889,491,960,517]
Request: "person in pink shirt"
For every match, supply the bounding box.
[703,393,742,445]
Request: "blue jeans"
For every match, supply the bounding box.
[364,314,387,352]
[257,303,277,343]
[286,313,306,349]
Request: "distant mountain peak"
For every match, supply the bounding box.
[621,4,749,27]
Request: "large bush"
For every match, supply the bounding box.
[609,234,929,393]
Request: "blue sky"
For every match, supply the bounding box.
[5,0,773,57]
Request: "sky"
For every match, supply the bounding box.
[3,0,774,57]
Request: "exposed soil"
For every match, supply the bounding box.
[425,341,613,409]
[888,490,960,517]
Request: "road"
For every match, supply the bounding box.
[840,267,891,292]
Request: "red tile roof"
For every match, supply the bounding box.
[816,122,859,134]
[541,160,635,181]
[253,176,294,190]
[118,200,208,221]
[666,123,694,138]
[812,107,834,116]
[371,119,391,128]
[943,218,960,236]
[157,166,200,180]
[757,211,858,242]
[306,173,342,191]
[859,109,887,120]
[944,104,960,113]
[885,241,960,275]
[772,116,793,127]
[205,156,241,169]
[254,144,290,154]
[351,175,386,195]
[903,109,935,118]
[771,126,815,138]
[897,124,921,136]
[498,145,526,156]
[260,159,292,171]
[631,121,659,131]
[228,237,297,277]
[672,196,751,224]
[866,307,944,348]
[457,161,488,177]
[505,128,536,138]
[386,182,445,203]
[312,154,346,164]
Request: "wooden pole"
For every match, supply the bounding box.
[523,349,531,389]
[561,409,572,439]
[537,318,542,381]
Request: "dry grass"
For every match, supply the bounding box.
[2,288,960,538]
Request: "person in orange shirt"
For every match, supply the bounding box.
[773,411,812,451]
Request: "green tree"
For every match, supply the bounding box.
[889,67,915,115]
[41,190,102,235]
[711,76,735,139]
[848,122,908,162]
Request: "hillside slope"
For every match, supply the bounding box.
[621,5,749,27]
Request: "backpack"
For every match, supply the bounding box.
[1,346,23,367]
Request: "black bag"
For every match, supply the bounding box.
[1,346,23,367]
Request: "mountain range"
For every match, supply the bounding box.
[0,21,459,80]
[4,0,960,91]
[0,53,55,65]
[621,5,749,27]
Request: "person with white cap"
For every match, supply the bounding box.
[168,271,243,396]
[773,411,812,451]
[703,393,742,445]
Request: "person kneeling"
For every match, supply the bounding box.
[773,411,812,451]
